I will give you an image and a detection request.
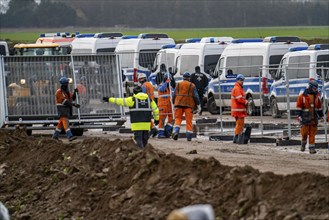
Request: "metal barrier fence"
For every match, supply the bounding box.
[0,54,125,131]
[213,63,329,143]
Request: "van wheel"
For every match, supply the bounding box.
[207,96,221,114]
[247,97,256,116]
[271,98,282,118]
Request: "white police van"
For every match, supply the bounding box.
[269,44,329,118]
[71,32,123,54]
[175,37,233,80]
[207,36,308,115]
[114,33,175,95]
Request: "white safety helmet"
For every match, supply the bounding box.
[138,73,147,80]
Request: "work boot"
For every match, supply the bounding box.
[149,127,158,138]
[66,129,77,142]
[237,134,244,144]
[157,130,166,138]
[198,110,203,116]
[52,129,60,140]
[164,124,173,138]
[309,145,316,154]
[172,127,180,141]
[186,132,192,141]
[300,141,307,152]
[233,135,238,144]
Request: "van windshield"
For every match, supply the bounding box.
[180,55,199,74]
[139,49,158,68]
[204,54,220,74]
[226,56,263,77]
[269,55,284,75]
[287,55,310,79]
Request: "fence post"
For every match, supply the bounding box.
[285,65,292,139]
[70,54,81,122]
[259,68,263,136]
[0,56,6,127]
[218,76,223,133]
[321,67,328,143]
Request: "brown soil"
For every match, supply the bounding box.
[0,128,329,220]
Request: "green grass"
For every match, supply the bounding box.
[1,26,328,44]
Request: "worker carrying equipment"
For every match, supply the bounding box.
[102,85,159,148]
[231,74,248,144]
[172,72,200,141]
[157,72,175,138]
[52,77,80,141]
[296,80,324,154]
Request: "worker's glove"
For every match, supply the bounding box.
[197,105,201,113]
[74,88,79,94]
[102,97,109,102]
[297,116,302,123]
[154,120,159,126]
[165,78,170,83]
[319,117,324,123]
[73,103,80,108]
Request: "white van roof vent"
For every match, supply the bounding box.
[308,44,329,50]
[138,33,169,39]
[263,36,301,43]
[94,33,123,38]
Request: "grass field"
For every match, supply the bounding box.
[0,26,328,44]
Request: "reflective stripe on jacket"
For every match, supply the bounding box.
[231,82,247,118]
[109,93,159,131]
[296,89,323,125]
[174,80,199,108]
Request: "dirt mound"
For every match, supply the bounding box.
[0,129,329,219]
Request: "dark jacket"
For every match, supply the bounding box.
[190,71,208,93]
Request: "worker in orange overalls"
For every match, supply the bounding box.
[172,72,200,141]
[157,72,175,138]
[231,74,248,144]
[296,80,324,154]
[138,73,158,136]
[52,77,80,141]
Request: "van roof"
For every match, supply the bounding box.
[115,38,175,52]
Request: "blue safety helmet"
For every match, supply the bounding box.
[183,72,191,78]
[309,80,318,89]
[236,74,245,81]
[59,77,69,85]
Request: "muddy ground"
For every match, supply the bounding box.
[0,128,329,220]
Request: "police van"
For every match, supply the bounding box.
[269,44,329,118]
[71,32,123,54]
[175,37,233,80]
[114,33,175,95]
[207,36,308,115]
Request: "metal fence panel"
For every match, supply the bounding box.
[3,54,124,124]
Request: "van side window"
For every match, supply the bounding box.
[0,45,6,56]
[226,56,262,77]
[96,48,115,53]
[139,49,158,68]
[316,54,329,81]
[287,55,310,79]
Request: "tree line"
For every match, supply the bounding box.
[0,0,328,28]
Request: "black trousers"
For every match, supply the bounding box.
[133,130,150,148]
